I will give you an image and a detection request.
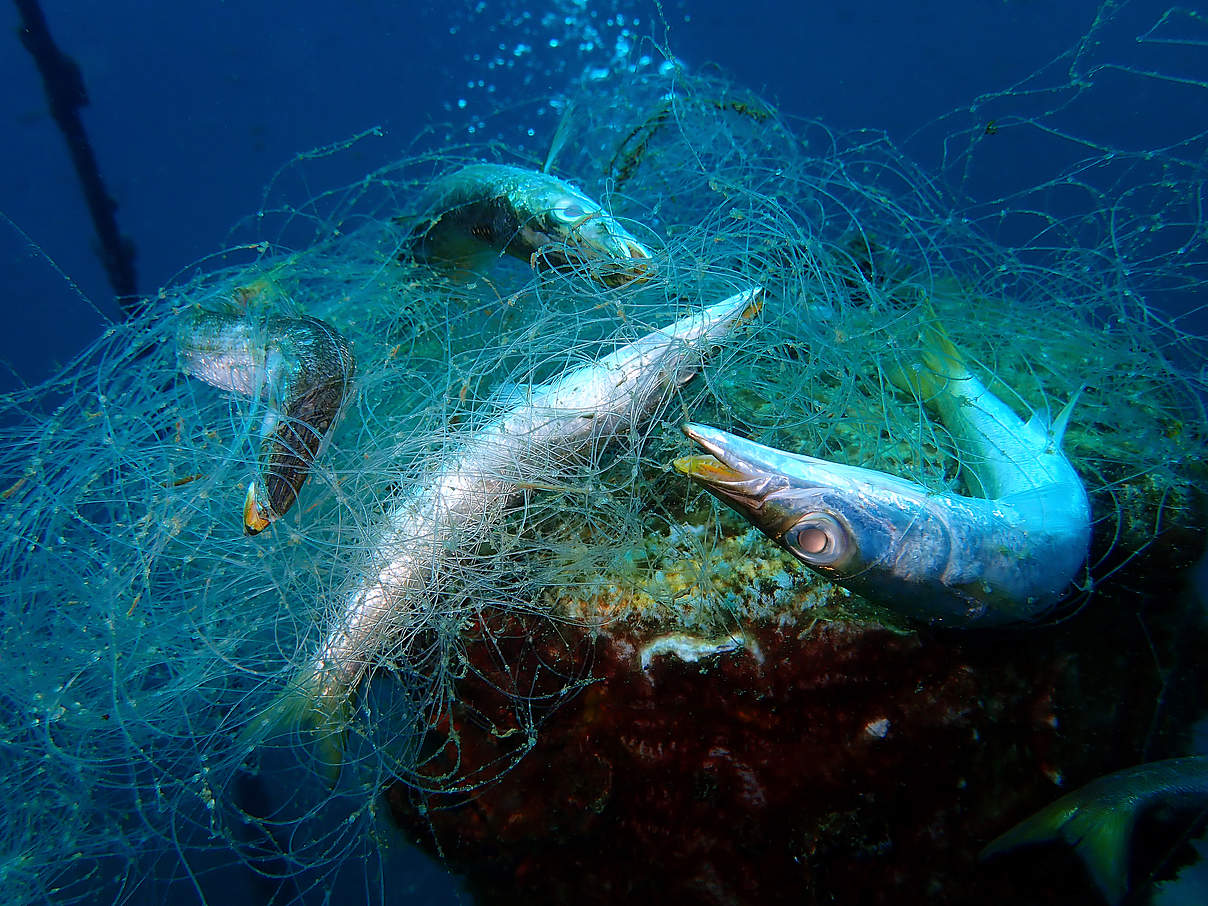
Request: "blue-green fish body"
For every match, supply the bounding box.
[407,163,653,287]
[675,321,1090,626]
[178,309,356,534]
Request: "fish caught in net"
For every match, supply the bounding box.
[1,10,1206,904]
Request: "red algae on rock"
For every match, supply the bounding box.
[385,556,1208,905]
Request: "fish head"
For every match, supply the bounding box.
[243,480,276,535]
[674,423,935,590]
[529,189,654,287]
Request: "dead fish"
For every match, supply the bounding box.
[405,163,653,287]
[248,287,764,773]
[178,308,355,534]
[674,316,1090,626]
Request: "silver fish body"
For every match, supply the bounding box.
[407,163,653,287]
[178,309,356,534]
[675,323,1090,626]
[260,287,763,757]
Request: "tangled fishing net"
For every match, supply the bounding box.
[2,8,1206,904]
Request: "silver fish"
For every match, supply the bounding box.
[406,163,653,287]
[674,318,1090,626]
[178,309,356,534]
[252,287,764,766]
[981,755,1208,905]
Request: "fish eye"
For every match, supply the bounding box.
[553,201,589,222]
[784,513,847,565]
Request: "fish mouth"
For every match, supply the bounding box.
[535,227,655,287]
[673,454,768,509]
[672,453,750,484]
[616,236,653,263]
[596,239,654,287]
[674,423,784,516]
[243,481,274,535]
[582,235,655,287]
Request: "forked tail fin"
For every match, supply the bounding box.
[981,786,1133,904]
[886,308,972,403]
[241,661,356,784]
[981,757,1208,905]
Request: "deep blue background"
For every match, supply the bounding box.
[6,0,1171,392]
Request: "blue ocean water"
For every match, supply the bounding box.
[6,0,1176,390]
[2,2,1206,904]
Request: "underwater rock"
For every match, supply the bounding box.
[385,511,1208,905]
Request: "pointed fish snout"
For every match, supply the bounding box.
[675,422,789,516]
[672,453,747,483]
[680,422,838,487]
[695,287,765,337]
[680,422,744,464]
[622,237,653,261]
[588,234,655,287]
[679,422,786,480]
[243,481,273,535]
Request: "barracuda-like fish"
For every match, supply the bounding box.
[178,309,356,534]
[406,163,654,287]
[981,756,1208,905]
[674,319,1091,626]
[252,287,763,769]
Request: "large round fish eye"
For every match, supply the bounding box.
[784,513,847,566]
[553,199,591,223]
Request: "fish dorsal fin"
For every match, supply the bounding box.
[543,100,576,174]
[1023,386,1082,452]
[1050,386,1082,445]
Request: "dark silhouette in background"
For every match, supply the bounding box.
[14,0,140,316]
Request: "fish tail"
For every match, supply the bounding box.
[887,310,972,402]
[980,785,1134,905]
[241,661,355,784]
